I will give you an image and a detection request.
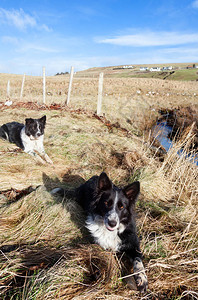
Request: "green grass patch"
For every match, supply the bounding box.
[111,68,198,81]
[168,68,198,81]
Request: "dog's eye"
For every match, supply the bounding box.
[118,203,124,210]
[104,200,113,208]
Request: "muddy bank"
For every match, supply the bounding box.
[158,106,198,150]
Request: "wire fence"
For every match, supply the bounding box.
[0,67,197,158]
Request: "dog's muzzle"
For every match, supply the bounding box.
[105,211,119,231]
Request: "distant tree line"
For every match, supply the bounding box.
[55,71,69,76]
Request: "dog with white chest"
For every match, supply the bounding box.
[51,173,148,291]
[0,115,52,164]
[76,172,148,293]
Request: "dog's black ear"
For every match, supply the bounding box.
[123,181,140,203]
[98,172,112,191]
[39,115,46,125]
[25,118,34,125]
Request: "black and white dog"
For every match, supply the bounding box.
[0,115,52,164]
[54,172,147,292]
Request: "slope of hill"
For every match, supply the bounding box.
[76,63,198,81]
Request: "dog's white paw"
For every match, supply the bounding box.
[44,153,53,164]
[134,272,148,293]
[133,257,148,293]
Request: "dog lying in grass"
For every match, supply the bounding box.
[52,172,148,293]
[0,115,52,165]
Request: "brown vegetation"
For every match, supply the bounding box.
[159,106,198,150]
[0,73,197,299]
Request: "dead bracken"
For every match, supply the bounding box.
[0,74,197,299]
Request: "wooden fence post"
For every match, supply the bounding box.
[66,66,74,105]
[20,73,26,100]
[7,80,10,98]
[97,72,104,115]
[43,67,46,104]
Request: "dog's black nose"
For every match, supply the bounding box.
[108,219,117,228]
[37,133,41,137]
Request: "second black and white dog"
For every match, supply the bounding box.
[53,172,148,292]
[0,115,52,164]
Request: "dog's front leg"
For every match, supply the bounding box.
[120,236,148,293]
[121,255,147,293]
[42,152,53,164]
[132,257,148,293]
[25,149,46,164]
[38,150,53,164]
[35,141,53,164]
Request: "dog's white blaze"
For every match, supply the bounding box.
[106,191,119,228]
[114,191,119,209]
[36,121,41,136]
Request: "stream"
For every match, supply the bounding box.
[153,122,198,166]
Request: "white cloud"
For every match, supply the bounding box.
[0,8,36,30]
[160,46,198,55]
[149,46,198,64]
[192,0,198,8]
[40,24,52,32]
[17,43,59,53]
[0,8,50,31]
[76,6,97,17]
[2,35,19,44]
[96,31,198,47]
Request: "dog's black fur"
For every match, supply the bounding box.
[76,172,148,292]
[0,116,52,164]
[0,121,24,149]
[53,172,148,292]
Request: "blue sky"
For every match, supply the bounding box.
[0,0,198,75]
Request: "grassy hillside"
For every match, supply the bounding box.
[0,74,198,299]
[76,63,198,81]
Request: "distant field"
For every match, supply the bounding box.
[121,68,198,81]
[76,62,198,81]
[169,68,198,81]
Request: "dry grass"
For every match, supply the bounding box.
[0,73,198,299]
